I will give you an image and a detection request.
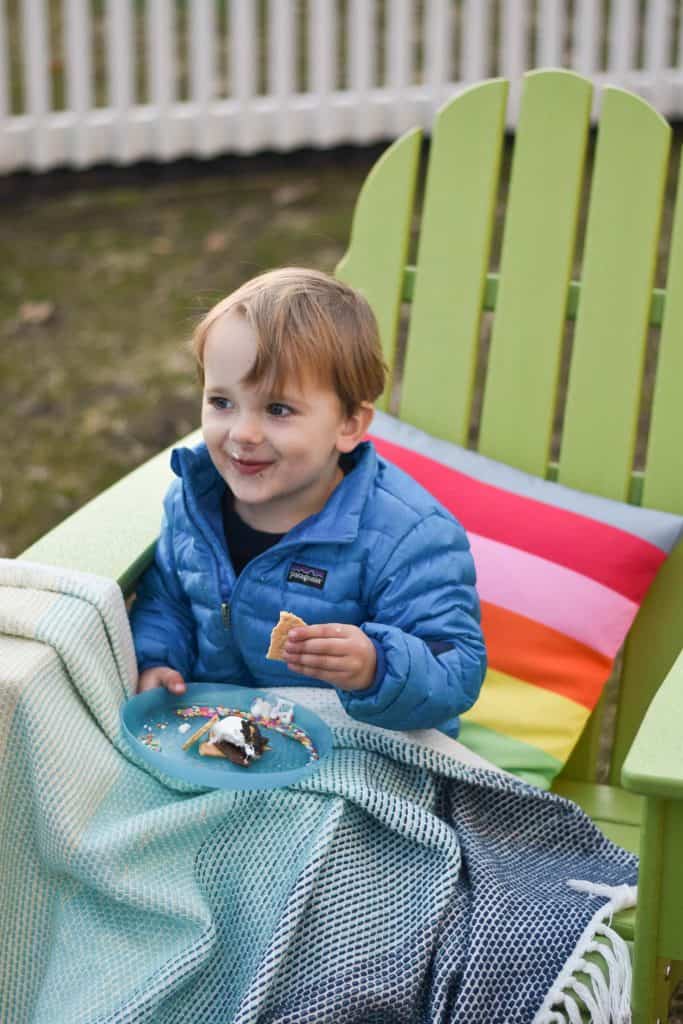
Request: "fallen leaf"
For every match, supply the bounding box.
[272,182,318,207]
[150,237,173,255]
[19,301,56,326]
[204,231,227,253]
[82,408,110,435]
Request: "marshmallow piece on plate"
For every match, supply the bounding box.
[251,697,274,720]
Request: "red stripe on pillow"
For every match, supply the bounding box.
[481,602,612,709]
[372,436,665,602]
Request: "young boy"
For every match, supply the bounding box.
[131,267,486,734]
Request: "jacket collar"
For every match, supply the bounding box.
[170,440,377,545]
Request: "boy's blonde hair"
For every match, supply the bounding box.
[191,267,386,414]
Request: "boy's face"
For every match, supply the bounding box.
[201,312,372,533]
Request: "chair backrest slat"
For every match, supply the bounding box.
[642,156,683,516]
[557,88,671,501]
[399,79,508,445]
[335,128,422,409]
[477,70,592,476]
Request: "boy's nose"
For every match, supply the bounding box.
[230,411,264,445]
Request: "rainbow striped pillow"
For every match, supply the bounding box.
[369,411,683,789]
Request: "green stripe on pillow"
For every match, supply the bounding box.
[458,720,562,790]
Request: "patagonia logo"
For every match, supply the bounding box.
[287,562,327,590]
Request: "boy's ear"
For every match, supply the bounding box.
[337,402,375,452]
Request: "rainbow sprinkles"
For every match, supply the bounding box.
[175,698,320,761]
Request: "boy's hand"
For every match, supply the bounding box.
[284,624,376,691]
[137,666,187,695]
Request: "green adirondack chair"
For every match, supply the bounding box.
[20,69,683,1022]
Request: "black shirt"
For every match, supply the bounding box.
[222,492,284,576]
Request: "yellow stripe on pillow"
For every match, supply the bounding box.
[461,669,591,763]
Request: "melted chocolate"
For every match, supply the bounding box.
[215,719,269,767]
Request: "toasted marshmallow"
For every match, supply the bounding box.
[209,715,256,760]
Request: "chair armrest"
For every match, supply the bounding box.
[18,430,202,596]
[622,647,683,799]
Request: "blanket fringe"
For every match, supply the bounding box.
[533,880,637,1024]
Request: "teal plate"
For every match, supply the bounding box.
[120,682,333,790]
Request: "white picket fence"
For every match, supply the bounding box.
[3,0,683,174]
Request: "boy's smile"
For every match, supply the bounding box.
[229,454,275,476]
[201,312,372,534]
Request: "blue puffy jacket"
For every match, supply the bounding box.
[130,440,486,733]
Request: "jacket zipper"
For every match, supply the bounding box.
[179,486,235,632]
[219,544,286,632]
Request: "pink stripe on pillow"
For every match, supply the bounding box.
[372,437,666,602]
[469,533,639,658]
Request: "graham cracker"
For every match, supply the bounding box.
[266,611,307,660]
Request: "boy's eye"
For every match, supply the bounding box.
[267,402,294,418]
[208,396,232,410]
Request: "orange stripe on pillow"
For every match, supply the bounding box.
[481,602,612,709]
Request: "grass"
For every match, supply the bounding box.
[0,146,381,557]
